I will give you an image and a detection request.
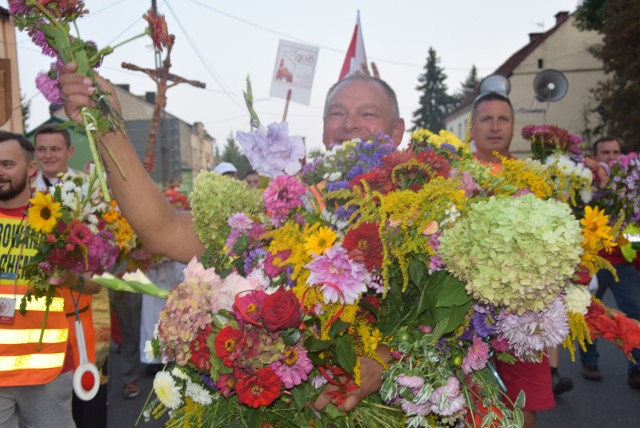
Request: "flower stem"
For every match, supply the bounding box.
[82,107,111,202]
[110,33,147,51]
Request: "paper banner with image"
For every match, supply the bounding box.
[269,40,319,105]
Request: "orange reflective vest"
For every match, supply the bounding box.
[60,287,96,369]
[0,210,69,386]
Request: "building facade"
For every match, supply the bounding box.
[445,12,604,157]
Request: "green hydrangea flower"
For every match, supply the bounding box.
[438,194,583,314]
[191,171,263,251]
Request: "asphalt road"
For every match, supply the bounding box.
[106,292,640,428]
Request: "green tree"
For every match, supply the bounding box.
[454,65,480,106]
[21,92,30,131]
[575,0,640,151]
[411,47,455,131]
[217,132,251,177]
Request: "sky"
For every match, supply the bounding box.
[4,0,582,152]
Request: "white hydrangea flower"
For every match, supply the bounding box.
[564,284,592,315]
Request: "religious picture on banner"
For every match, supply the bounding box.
[269,40,319,105]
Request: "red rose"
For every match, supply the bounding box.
[260,288,301,332]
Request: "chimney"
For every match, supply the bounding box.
[555,11,569,26]
[145,92,156,104]
[529,33,543,43]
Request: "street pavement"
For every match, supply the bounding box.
[106,292,640,427]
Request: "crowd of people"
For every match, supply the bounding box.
[0,61,637,428]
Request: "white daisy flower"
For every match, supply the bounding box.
[186,381,212,405]
[153,371,182,409]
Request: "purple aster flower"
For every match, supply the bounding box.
[236,122,306,178]
[428,255,443,274]
[271,345,313,388]
[396,374,424,390]
[200,374,216,389]
[400,399,431,416]
[461,336,490,374]
[8,0,30,15]
[29,27,58,57]
[243,248,267,274]
[430,377,465,416]
[305,244,370,305]
[496,298,569,360]
[326,180,349,192]
[35,68,63,104]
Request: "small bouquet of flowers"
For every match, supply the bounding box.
[20,166,119,321]
[9,0,173,198]
[590,152,640,228]
[520,125,593,207]
[521,124,583,163]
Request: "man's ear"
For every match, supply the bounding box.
[391,118,405,147]
[27,161,38,180]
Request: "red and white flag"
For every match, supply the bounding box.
[338,11,367,80]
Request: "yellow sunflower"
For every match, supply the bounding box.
[28,192,62,234]
[304,226,337,256]
[580,205,614,251]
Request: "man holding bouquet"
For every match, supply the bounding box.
[580,137,640,389]
[0,131,75,428]
[58,65,404,412]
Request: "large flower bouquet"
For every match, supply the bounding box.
[19,167,119,343]
[590,151,640,228]
[137,122,629,428]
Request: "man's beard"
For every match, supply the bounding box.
[0,176,28,201]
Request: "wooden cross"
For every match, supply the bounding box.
[121,35,205,173]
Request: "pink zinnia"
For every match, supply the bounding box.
[67,221,92,245]
[305,245,370,305]
[263,176,306,224]
[461,336,490,374]
[271,345,313,388]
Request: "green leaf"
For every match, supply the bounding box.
[246,407,262,428]
[279,329,301,346]
[305,337,331,352]
[434,276,471,307]
[408,257,425,286]
[328,320,350,338]
[334,336,357,373]
[514,390,526,409]
[92,273,169,298]
[291,383,310,412]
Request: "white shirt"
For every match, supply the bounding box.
[32,168,81,192]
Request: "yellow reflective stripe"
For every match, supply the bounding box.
[0,353,66,371]
[0,295,64,312]
[0,328,68,345]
